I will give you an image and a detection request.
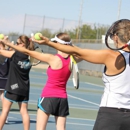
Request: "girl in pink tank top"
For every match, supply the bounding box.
[41,54,71,98]
[2,33,77,130]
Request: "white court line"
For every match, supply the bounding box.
[70,104,97,107]
[68,94,99,106]
[84,82,104,88]
[31,71,103,90]
[66,122,93,126]
[29,91,100,108]
[8,111,95,122]
[29,100,98,110]
[29,100,98,108]
[8,115,93,126]
[27,101,98,111]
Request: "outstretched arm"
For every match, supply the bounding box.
[0,49,14,58]
[32,35,109,64]
[0,39,54,64]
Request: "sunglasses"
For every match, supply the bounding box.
[53,41,57,43]
[16,42,21,45]
[109,33,114,39]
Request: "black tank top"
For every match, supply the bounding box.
[5,51,31,96]
[0,57,10,79]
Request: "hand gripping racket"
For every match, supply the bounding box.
[70,55,79,89]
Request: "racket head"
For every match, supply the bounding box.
[70,56,79,89]
[105,19,130,50]
[29,45,43,66]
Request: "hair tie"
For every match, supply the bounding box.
[29,38,32,42]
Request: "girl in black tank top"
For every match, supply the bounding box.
[0,35,34,130]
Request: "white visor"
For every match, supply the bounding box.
[51,35,71,45]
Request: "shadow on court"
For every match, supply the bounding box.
[1,68,102,130]
[7,120,55,125]
[6,120,36,124]
[10,108,37,112]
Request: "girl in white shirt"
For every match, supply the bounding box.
[32,19,130,130]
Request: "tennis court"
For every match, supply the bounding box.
[0,66,104,130]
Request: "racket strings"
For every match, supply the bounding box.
[29,46,43,66]
[70,56,79,89]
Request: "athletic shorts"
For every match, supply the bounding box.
[37,97,69,117]
[0,79,7,90]
[4,91,29,103]
[93,107,130,130]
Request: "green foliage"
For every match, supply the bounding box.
[34,29,52,38]
[66,24,108,39]
[7,24,109,43]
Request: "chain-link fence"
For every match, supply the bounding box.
[7,14,110,78]
[22,14,108,40]
[8,33,106,77]
[23,14,79,35]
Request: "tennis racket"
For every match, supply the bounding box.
[29,45,44,66]
[70,55,79,89]
[105,19,130,50]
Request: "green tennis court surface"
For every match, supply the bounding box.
[0,68,104,130]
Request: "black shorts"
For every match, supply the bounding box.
[93,107,130,130]
[37,97,69,117]
[0,79,7,90]
[4,91,29,103]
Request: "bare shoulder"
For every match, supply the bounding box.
[47,53,60,63]
[101,49,118,56]
[103,49,121,63]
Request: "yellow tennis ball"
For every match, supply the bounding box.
[34,33,42,40]
[0,34,4,39]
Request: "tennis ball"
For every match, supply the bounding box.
[34,33,42,40]
[0,34,4,39]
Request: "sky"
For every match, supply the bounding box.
[0,0,129,34]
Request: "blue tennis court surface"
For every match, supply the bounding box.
[0,68,104,130]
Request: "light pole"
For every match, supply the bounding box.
[117,0,122,20]
[76,0,84,40]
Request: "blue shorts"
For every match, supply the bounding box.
[4,91,29,103]
[37,97,69,117]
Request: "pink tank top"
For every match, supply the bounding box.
[41,54,71,98]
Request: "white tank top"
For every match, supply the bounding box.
[100,50,130,109]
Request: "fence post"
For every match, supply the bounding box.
[23,14,26,34]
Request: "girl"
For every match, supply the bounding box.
[0,33,81,130]
[32,19,130,130]
[0,35,34,130]
[0,41,10,124]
